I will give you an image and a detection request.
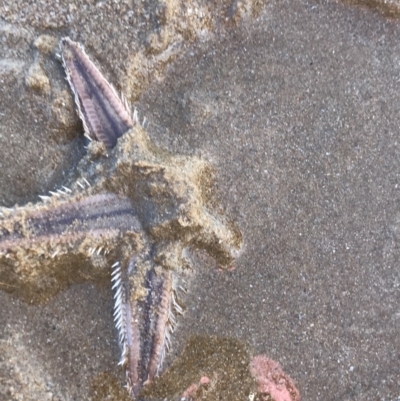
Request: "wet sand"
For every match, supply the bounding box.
[1,0,400,400]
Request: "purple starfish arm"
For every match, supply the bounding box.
[61,37,134,148]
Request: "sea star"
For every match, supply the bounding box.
[0,38,242,398]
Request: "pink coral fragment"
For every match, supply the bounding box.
[250,355,301,401]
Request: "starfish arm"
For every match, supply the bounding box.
[0,193,145,303]
[112,256,184,397]
[60,37,134,148]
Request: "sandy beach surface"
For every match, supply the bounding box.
[1,1,400,400]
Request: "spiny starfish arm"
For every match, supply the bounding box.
[112,256,185,398]
[60,37,134,148]
[0,194,145,303]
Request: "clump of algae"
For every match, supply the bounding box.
[141,335,255,400]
